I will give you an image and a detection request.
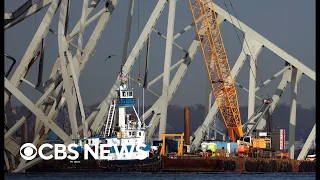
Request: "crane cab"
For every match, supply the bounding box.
[239,132,272,149]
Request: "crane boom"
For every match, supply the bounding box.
[188,0,243,141]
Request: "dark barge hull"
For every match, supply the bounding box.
[27,156,315,173]
[162,156,316,172]
[28,156,162,172]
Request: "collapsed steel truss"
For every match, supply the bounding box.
[4,0,315,172]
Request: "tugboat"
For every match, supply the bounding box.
[29,71,162,172]
[75,70,153,161]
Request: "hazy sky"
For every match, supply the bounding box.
[5,0,315,109]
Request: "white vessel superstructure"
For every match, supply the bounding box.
[74,72,151,161]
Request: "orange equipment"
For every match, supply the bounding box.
[160,133,184,156]
[188,0,243,141]
[237,132,272,149]
[238,145,249,153]
[238,145,249,157]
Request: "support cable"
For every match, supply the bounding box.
[227,0,265,86]
[137,0,141,84]
[223,1,257,85]
[224,0,270,99]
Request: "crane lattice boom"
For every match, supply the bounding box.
[188,0,243,141]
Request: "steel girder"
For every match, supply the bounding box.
[4,1,315,173]
[89,0,168,133]
[4,0,119,172]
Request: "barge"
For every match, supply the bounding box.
[27,155,315,173]
[24,72,315,173]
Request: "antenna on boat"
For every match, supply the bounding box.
[119,64,129,87]
[137,98,140,118]
[142,87,145,127]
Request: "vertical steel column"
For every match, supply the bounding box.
[289,67,302,159]
[76,0,89,138]
[191,49,247,151]
[246,35,263,133]
[58,0,79,139]
[158,0,176,139]
[248,58,257,127]
[146,36,201,140]
[204,74,212,139]
[89,0,167,133]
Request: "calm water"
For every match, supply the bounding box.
[5,172,316,180]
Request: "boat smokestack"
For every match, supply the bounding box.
[184,107,190,145]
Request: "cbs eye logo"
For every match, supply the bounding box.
[20,143,37,161]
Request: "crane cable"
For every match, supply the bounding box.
[224,0,270,99]
[137,0,142,84]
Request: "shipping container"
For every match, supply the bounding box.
[271,129,285,151]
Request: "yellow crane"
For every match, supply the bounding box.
[188,0,243,142]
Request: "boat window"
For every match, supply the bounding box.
[128,91,133,96]
[129,132,131,135]
[122,92,126,97]
[132,132,135,136]
[139,132,141,136]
